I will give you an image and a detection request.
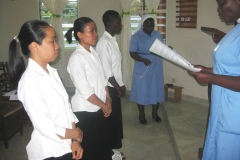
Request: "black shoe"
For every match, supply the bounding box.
[152,115,161,123]
[139,116,147,125]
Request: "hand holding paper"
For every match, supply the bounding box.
[149,39,201,72]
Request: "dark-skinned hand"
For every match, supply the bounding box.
[188,70,213,84]
[143,59,151,66]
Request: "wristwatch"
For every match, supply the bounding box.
[106,97,112,102]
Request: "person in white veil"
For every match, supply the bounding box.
[129,14,165,125]
[134,14,156,34]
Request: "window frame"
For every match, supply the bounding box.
[130,0,167,43]
[39,0,78,49]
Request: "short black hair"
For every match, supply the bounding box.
[102,10,120,27]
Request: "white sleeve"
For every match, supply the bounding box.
[96,40,114,80]
[18,81,65,143]
[53,70,79,124]
[67,102,79,123]
[68,55,94,100]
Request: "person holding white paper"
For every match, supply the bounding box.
[149,39,201,72]
[188,0,240,159]
[129,15,164,125]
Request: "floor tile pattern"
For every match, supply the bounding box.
[0,95,208,160]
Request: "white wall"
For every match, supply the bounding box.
[0,0,121,89]
[0,0,234,100]
[79,0,121,37]
[165,0,233,100]
[0,0,39,61]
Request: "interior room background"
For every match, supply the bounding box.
[0,0,234,104]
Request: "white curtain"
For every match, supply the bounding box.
[41,0,68,84]
[119,0,134,90]
[145,0,161,30]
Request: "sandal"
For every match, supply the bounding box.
[112,150,126,160]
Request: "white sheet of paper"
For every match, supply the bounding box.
[3,90,16,96]
[3,89,19,100]
[9,94,19,100]
[149,39,201,72]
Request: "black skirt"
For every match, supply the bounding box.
[74,110,112,160]
[107,86,124,149]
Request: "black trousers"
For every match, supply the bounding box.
[107,86,124,149]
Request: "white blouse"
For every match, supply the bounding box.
[96,31,124,87]
[18,58,78,160]
[67,44,107,112]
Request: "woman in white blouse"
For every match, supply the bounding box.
[65,17,112,160]
[8,20,83,160]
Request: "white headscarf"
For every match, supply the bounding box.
[237,18,240,23]
[134,14,155,34]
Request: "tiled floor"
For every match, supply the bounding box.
[0,95,209,160]
[164,99,208,160]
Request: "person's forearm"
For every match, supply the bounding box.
[130,52,146,62]
[87,94,105,108]
[211,74,240,92]
[72,122,76,129]
[57,123,81,140]
[64,128,80,139]
[108,76,121,91]
[105,86,111,99]
[104,86,112,117]
[203,67,213,73]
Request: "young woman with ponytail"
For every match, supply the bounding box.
[65,17,112,160]
[9,20,83,160]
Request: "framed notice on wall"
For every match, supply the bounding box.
[176,0,198,28]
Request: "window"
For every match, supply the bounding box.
[39,0,78,48]
[130,0,167,43]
